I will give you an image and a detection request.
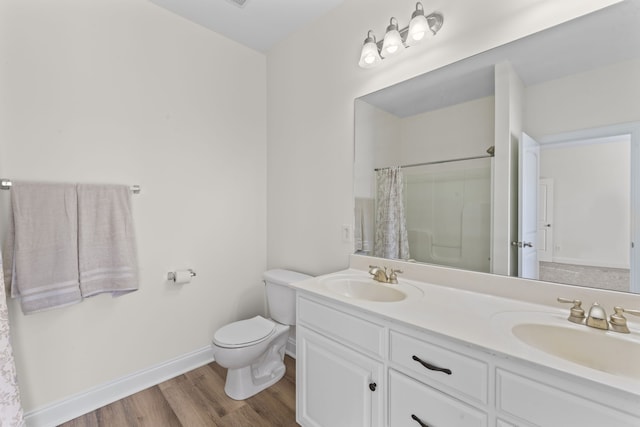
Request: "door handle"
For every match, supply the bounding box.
[511,241,533,248]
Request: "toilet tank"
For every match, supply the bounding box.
[263,269,311,325]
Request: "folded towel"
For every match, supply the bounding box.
[77,184,139,298]
[354,197,374,253]
[5,182,82,314]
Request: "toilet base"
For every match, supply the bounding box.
[223,335,288,400]
[225,362,286,400]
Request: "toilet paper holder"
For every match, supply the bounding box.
[167,269,197,282]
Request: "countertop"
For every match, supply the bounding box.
[293,267,640,398]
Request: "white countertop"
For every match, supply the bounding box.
[293,267,640,398]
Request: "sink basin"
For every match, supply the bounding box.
[323,278,406,302]
[320,276,423,302]
[511,322,640,380]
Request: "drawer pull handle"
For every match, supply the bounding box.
[412,355,452,375]
[369,382,377,391]
[411,414,430,427]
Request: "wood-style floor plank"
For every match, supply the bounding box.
[91,399,136,426]
[158,374,222,426]
[59,356,297,427]
[183,364,246,418]
[121,386,182,426]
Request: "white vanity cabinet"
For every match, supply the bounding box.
[296,291,640,427]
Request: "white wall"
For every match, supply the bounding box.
[0,0,267,412]
[524,59,640,138]
[353,101,401,199]
[400,96,495,163]
[266,0,620,276]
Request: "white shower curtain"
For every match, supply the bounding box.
[374,167,410,260]
[0,249,25,426]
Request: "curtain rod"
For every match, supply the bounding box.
[0,179,141,194]
[374,154,493,171]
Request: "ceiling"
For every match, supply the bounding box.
[361,0,640,118]
[149,0,346,53]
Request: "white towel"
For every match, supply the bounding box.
[77,184,139,297]
[5,182,82,314]
[354,198,374,253]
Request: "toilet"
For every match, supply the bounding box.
[212,269,311,400]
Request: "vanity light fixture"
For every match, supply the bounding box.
[359,2,443,68]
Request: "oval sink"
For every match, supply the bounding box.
[324,278,406,302]
[512,323,640,380]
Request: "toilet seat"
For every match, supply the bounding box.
[213,315,276,348]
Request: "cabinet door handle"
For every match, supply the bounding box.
[369,382,377,391]
[411,414,430,427]
[412,355,452,375]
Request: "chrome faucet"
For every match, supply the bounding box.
[368,265,403,284]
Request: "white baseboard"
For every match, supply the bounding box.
[25,345,214,427]
[285,336,296,359]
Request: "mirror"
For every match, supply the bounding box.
[354,1,640,293]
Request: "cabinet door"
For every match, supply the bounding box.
[297,326,383,427]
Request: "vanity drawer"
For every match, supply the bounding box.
[389,369,487,427]
[497,369,640,427]
[297,296,385,357]
[390,331,488,404]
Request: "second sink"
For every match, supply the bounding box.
[493,311,640,381]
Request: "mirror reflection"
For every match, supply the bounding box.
[354,1,640,293]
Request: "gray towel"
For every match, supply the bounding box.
[77,184,139,297]
[5,182,82,314]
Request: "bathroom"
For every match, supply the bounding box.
[0,0,639,425]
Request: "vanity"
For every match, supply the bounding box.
[293,255,640,427]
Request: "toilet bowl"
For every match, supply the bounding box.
[212,269,311,400]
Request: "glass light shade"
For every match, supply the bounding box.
[381,19,405,58]
[358,33,382,68]
[407,14,429,46]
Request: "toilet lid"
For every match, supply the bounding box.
[213,315,276,348]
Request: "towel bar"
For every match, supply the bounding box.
[0,179,141,194]
[167,269,197,282]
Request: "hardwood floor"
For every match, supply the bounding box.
[60,356,297,427]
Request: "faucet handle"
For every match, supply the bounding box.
[557,298,585,324]
[388,269,403,284]
[609,306,640,333]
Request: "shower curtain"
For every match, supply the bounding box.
[0,249,25,426]
[374,167,410,260]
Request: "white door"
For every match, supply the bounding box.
[518,133,540,279]
[538,178,554,262]
[297,326,383,427]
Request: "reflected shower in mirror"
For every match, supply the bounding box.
[354,1,640,293]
